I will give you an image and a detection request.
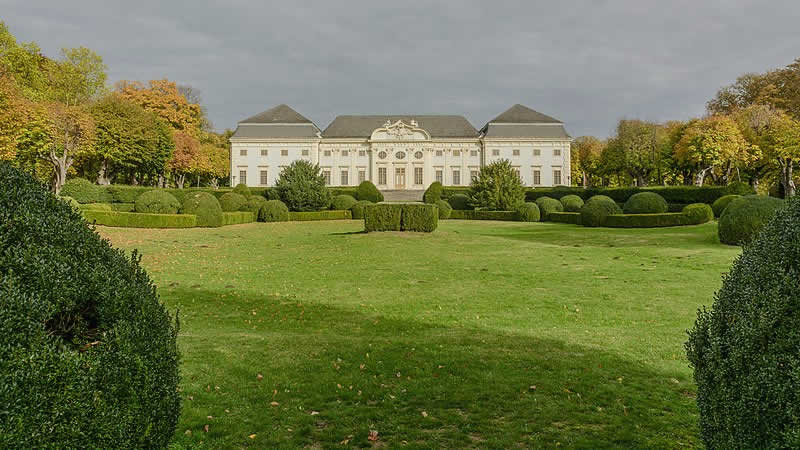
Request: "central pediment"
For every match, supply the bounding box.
[370,119,430,141]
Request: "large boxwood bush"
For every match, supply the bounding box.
[447,193,470,210]
[711,194,741,218]
[686,197,800,448]
[0,164,180,448]
[355,180,384,203]
[623,192,668,214]
[436,199,452,219]
[181,192,223,227]
[260,199,289,222]
[135,190,181,214]
[559,194,584,212]
[363,204,438,232]
[682,203,713,225]
[219,192,248,212]
[243,196,268,218]
[535,196,564,221]
[331,194,358,211]
[275,160,332,211]
[423,181,444,204]
[232,183,251,197]
[580,195,622,227]
[718,195,784,245]
[469,160,525,211]
[60,178,111,204]
[516,202,541,222]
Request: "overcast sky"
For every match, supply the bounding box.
[3,1,799,137]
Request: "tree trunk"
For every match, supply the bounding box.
[196,175,200,187]
[131,173,138,186]
[751,177,759,192]
[695,167,711,186]
[636,174,647,187]
[96,160,111,185]
[210,178,219,189]
[48,146,72,195]
[782,159,796,198]
[176,174,185,189]
[158,174,165,188]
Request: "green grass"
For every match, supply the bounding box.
[97,220,739,448]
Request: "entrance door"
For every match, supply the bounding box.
[394,167,406,189]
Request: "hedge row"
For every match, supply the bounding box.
[82,211,197,228]
[221,211,256,226]
[549,212,582,225]
[288,210,353,221]
[449,210,518,221]
[524,183,754,204]
[602,204,714,228]
[364,204,438,232]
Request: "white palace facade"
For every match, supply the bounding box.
[229,104,572,190]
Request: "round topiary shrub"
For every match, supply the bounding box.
[355,180,384,203]
[447,193,470,210]
[580,195,622,227]
[331,194,358,210]
[682,203,714,225]
[435,199,452,219]
[232,183,251,197]
[134,190,180,214]
[181,192,223,227]
[218,192,248,212]
[423,181,443,204]
[718,195,784,245]
[725,180,755,196]
[350,200,372,219]
[0,164,180,448]
[516,202,541,222]
[560,194,584,212]
[259,199,289,222]
[275,160,332,211]
[686,197,800,448]
[59,195,80,209]
[535,196,564,221]
[623,192,668,214]
[712,194,741,218]
[242,195,268,218]
[60,178,107,204]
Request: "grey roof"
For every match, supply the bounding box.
[323,115,479,138]
[482,123,571,139]
[231,123,320,139]
[486,104,562,124]
[240,104,315,124]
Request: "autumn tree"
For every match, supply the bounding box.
[169,131,202,189]
[0,21,51,101]
[674,115,754,186]
[48,47,107,106]
[116,79,206,135]
[708,58,800,121]
[41,103,95,194]
[570,136,604,187]
[609,120,662,186]
[0,75,32,160]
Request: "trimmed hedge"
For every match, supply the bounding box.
[221,211,255,225]
[111,203,135,212]
[549,212,582,225]
[604,213,690,228]
[350,200,372,219]
[232,183,250,197]
[59,196,80,209]
[329,187,359,198]
[525,184,755,204]
[436,199,452,219]
[449,210,518,221]
[363,203,438,232]
[711,194,741,218]
[623,192,668,214]
[516,202,541,222]
[331,194,358,211]
[135,190,180,214]
[242,196,267,217]
[259,199,289,222]
[82,210,197,228]
[535,196,564,221]
[447,193,471,210]
[718,195,784,245]
[79,203,113,211]
[682,203,714,225]
[219,192,248,212]
[560,194,584,212]
[105,185,150,203]
[181,192,223,227]
[288,210,352,221]
[580,196,622,227]
[424,181,444,204]
[355,181,384,203]
[60,178,111,204]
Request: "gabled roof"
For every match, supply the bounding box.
[487,104,562,125]
[481,104,570,139]
[240,104,315,124]
[323,115,478,139]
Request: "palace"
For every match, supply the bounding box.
[229,104,572,190]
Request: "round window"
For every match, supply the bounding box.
[414,151,423,159]
[378,151,387,159]
[395,151,406,160]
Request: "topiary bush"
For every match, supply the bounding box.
[363,204,438,232]
[686,196,800,448]
[275,160,332,211]
[331,194,358,211]
[218,192,248,212]
[712,194,741,218]
[232,183,251,197]
[242,196,267,218]
[423,181,444,204]
[350,200,372,219]
[181,192,223,227]
[725,180,755,196]
[259,199,289,222]
[79,203,114,211]
[718,195,784,245]
[560,194,584,212]
[682,203,714,225]
[580,195,622,227]
[59,195,80,209]
[447,193,470,210]
[535,196,564,221]
[623,192,668,214]
[516,202,541,222]
[0,164,180,448]
[355,180,383,203]
[469,160,525,211]
[435,198,452,219]
[135,190,180,214]
[60,178,110,204]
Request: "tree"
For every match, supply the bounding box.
[48,47,107,106]
[469,159,525,211]
[611,120,662,186]
[274,160,332,211]
[673,115,754,186]
[116,79,205,135]
[708,58,800,121]
[169,131,202,189]
[42,103,95,194]
[570,136,604,187]
[0,21,51,101]
[0,75,31,160]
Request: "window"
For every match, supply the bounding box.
[322,170,331,186]
[281,149,288,157]
[359,150,366,157]
[240,149,248,156]
[435,150,443,157]
[492,149,500,156]
[513,168,521,180]
[414,167,423,185]
[260,149,268,157]
[259,170,268,186]
[324,150,332,157]
[340,169,349,186]
[533,149,541,156]
[395,151,406,159]
[553,148,561,157]
[453,150,461,157]
[378,167,387,185]
[435,170,443,184]
[553,169,562,185]
[302,149,309,156]
[239,169,247,185]
[533,168,541,186]
[512,149,520,156]
[414,151,423,159]
[470,150,478,157]
[342,150,349,157]
[452,169,461,185]
[470,170,479,181]
[358,169,366,184]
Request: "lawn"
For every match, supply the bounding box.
[98,219,739,448]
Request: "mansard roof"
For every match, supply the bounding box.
[323,115,479,139]
[487,104,562,124]
[481,104,570,139]
[240,104,315,124]
[232,104,320,139]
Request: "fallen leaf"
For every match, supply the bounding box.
[257,373,263,381]
[248,434,257,439]
[270,401,279,406]
[203,424,209,433]
[310,411,319,415]
[421,411,428,417]
[368,430,379,441]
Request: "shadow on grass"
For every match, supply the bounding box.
[167,287,698,449]
[328,230,368,236]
